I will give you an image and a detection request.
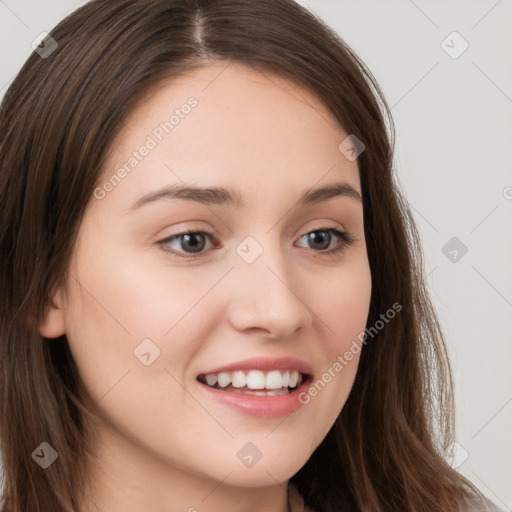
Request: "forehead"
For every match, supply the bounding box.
[97,62,360,211]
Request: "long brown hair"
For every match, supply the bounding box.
[0,1,488,510]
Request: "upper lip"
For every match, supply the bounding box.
[198,356,313,376]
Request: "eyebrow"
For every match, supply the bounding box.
[129,180,362,210]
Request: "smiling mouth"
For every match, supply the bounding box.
[197,371,310,396]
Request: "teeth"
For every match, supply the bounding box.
[217,372,231,388]
[232,370,246,387]
[265,370,285,389]
[288,370,299,388]
[205,374,218,387]
[230,387,290,396]
[200,369,303,390]
[247,370,266,389]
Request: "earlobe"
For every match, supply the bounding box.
[39,289,66,339]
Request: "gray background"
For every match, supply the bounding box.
[1,0,511,508]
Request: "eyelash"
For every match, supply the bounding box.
[157,226,356,259]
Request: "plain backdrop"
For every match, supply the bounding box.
[1,0,511,509]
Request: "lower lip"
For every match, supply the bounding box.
[197,375,313,419]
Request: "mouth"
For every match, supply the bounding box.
[196,369,311,396]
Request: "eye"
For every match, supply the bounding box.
[295,227,356,257]
[158,230,218,258]
[157,226,356,259]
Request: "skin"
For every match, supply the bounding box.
[40,62,372,512]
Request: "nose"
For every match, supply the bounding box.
[226,246,314,340]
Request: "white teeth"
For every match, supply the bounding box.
[230,387,290,396]
[288,370,299,388]
[265,370,285,389]
[205,374,218,387]
[246,370,266,389]
[200,369,303,390]
[231,370,246,387]
[217,372,231,388]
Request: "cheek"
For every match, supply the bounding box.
[319,257,372,352]
[62,256,207,437]
[300,257,371,421]
[63,234,230,404]
[71,230,214,337]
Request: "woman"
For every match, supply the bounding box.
[0,0,501,510]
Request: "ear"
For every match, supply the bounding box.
[39,287,66,339]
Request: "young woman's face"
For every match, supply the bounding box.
[42,62,371,503]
